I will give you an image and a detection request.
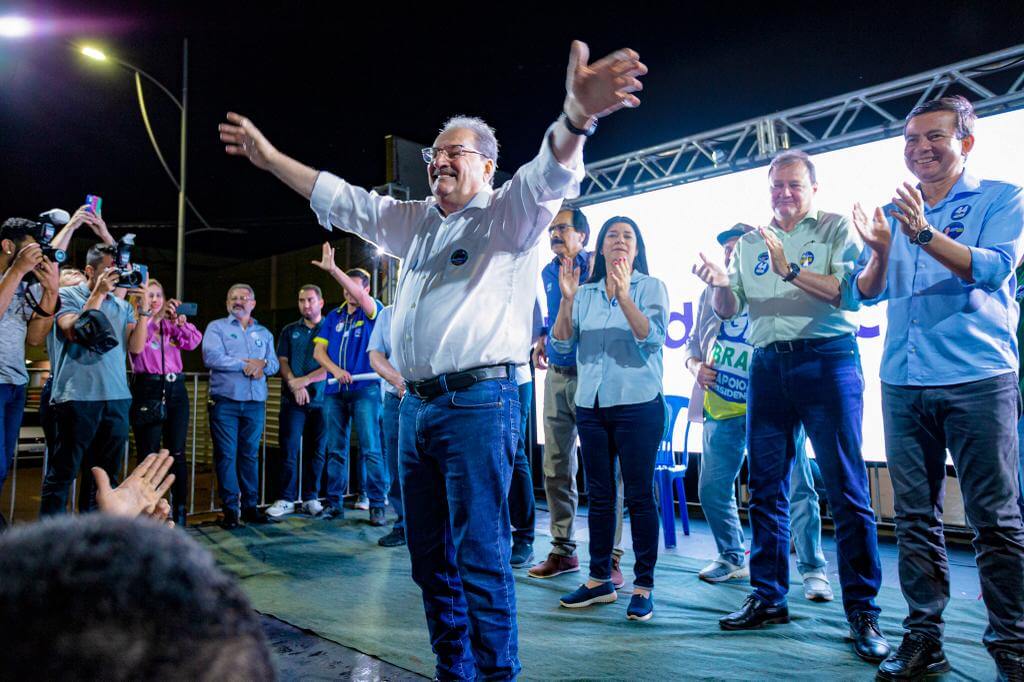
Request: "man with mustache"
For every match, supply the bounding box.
[851,95,1024,681]
[219,40,646,680]
[202,284,280,529]
[693,150,888,663]
[528,204,625,587]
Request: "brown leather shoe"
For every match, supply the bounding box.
[611,555,625,589]
[528,552,580,578]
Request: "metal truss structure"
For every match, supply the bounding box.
[576,44,1024,206]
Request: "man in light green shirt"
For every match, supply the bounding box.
[693,150,888,664]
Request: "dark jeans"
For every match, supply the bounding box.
[208,397,265,512]
[323,384,385,508]
[40,399,131,515]
[382,391,403,530]
[883,373,1024,656]
[400,377,519,681]
[508,381,535,545]
[131,378,189,509]
[0,383,26,496]
[747,335,881,619]
[577,395,663,589]
[278,398,328,502]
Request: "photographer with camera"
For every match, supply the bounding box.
[129,279,202,528]
[0,217,61,528]
[39,242,149,515]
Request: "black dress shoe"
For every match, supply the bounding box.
[219,508,242,530]
[876,632,950,680]
[849,611,890,663]
[719,595,790,630]
[241,507,269,524]
[994,650,1024,682]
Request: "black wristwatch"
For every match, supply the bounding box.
[911,225,934,246]
[562,112,598,137]
[782,262,801,282]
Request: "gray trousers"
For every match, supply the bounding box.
[542,369,623,558]
[883,372,1024,656]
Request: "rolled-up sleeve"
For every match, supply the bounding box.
[309,171,426,257]
[634,278,668,355]
[494,121,585,252]
[965,184,1024,291]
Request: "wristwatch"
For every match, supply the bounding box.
[911,225,934,246]
[782,262,801,282]
[562,112,598,137]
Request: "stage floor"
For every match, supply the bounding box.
[193,507,993,681]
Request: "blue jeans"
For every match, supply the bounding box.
[508,381,536,545]
[577,396,663,590]
[699,414,826,574]
[884,374,1024,655]
[323,383,386,508]
[0,383,26,497]
[208,397,265,512]
[747,335,881,619]
[400,377,519,681]
[278,398,328,502]
[382,391,403,530]
[1017,409,1024,518]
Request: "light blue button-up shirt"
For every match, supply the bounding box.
[202,316,280,401]
[551,271,668,408]
[367,305,399,397]
[850,172,1024,386]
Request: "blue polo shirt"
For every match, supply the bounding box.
[277,318,325,406]
[314,299,383,394]
[541,251,591,367]
[202,316,280,402]
[850,172,1024,386]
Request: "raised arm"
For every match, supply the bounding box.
[311,243,377,317]
[218,113,318,200]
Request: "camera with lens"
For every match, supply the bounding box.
[33,210,69,266]
[111,233,148,288]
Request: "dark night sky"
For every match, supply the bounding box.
[1,1,1023,259]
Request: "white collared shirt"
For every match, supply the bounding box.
[310,122,583,381]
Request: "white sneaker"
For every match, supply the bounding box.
[302,499,324,516]
[698,559,749,583]
[803,571,834,602]
[354,495,370,511]
[265,499,295,518]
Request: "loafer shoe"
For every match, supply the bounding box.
[611,555,625,589]
[510,541,535,568]
[627,592,654,621]
[719,595,790,630]
[559,581,617,608]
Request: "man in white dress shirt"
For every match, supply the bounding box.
[219,41,646,680]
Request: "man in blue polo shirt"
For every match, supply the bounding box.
[851,96,1024,680]
[267,284,328,519]
[202,283,280,529]
[368,304,406,546]
[313,244,386,524]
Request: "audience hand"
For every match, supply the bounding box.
[696,357,718,390]
[853,202,892,255]
[564,41,647,126]
[293,387,310,405]
[758,227,788,278]
[558,256,581,301]
[532,336,549,370]
[692,252,729,288]
[331,367,353,384]
[311,242,340,274]
[94,450,175,520]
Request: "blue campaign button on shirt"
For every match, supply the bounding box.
[951,204,971,220]
[450,249,469,266]
[800,250,815,266]
[754,257,770,276]
[943,222,965,240]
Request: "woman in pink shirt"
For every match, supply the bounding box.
[129,278,202,526]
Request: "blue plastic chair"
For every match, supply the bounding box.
[656,394,690,548]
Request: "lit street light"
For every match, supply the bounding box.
[0,16,32,39]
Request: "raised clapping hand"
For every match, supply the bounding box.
[94,450,176,522]
[692,252,729,287]
[607,257,631,301]
[891,182,930,240]
[852,202,892,254]
[564,41,648,124]
[558,256,581,301]
[311,242,338,274]
[758,227,789,277]
[218,112,278,170]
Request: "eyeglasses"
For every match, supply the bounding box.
[228,295,253,302]
[548,223,576,234]
[421,144,487,164]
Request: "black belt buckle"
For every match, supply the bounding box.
[773,340,799,353]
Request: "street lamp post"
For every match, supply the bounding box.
[81,40,190,299]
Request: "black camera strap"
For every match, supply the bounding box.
[23,283,60,318]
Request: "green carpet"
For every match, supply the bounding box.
[193,517,995,680]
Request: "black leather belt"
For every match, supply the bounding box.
[550,364,577,376]
[134,372,180,383]
[407,364,512,401]
[761,333,853,354]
